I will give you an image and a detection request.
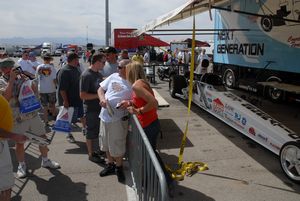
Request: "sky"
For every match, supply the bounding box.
[0,0,214,44]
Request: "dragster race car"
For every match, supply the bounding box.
[169,73,300,183]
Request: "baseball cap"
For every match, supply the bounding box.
[0,58,17,68]
[42,53,53,60]
[104,46,117,54]
[29,51,36,57]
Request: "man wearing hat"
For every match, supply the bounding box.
[57,52,83,143]
[101,46,118,77]
[118,49,129,62]
[35,53,57,125]
[0,58,60,179]
[28,51,41,72]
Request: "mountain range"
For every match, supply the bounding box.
[0,37,105,46]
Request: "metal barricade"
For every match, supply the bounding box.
[127,115,169,201]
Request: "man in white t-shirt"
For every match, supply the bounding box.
[35,53,57,124]
[29,52,41,72]
[18,51,36,79]
[98,59,132,183]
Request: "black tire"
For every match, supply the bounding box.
[267,86,284,103]
[169,75,187,98]
[261,16,273,32]
[279,141,300,183]
[223,69,236,88]
[265,78,284,103]
[158,72,165,81]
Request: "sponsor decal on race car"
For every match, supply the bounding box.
[257,133,268,142]
[269,141,281,151]
[248,127,256,136]
[212,98,224,117]
[224,104,234,117]
[241,103,294,134]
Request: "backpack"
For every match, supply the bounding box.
[163,53,168,62]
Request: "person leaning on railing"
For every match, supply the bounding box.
[119,61,174,188]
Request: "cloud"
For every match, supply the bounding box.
[0,0,214,43]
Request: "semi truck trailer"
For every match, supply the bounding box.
[212,0,300,102]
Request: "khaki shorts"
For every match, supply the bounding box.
[13,115,45,143]
[100,119,128,157]
[0,140,14,191]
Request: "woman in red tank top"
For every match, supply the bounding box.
[121,61,160,149]
[119,62,174,190]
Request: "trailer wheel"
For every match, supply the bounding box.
[223,69,236,88]
[265,77,283,103]
[261,16,273,32]
[280,141,300,183]
[268,87,283,102]
[169,75,187,98]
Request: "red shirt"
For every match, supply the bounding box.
[132,90,158,128]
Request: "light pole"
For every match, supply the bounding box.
[105,0,110,46]
[86,25,89,44]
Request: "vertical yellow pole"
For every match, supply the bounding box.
[177,14,196,165]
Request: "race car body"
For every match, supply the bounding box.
[170,73,300,182]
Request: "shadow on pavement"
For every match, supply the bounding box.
[170,184,215,201]
[158,119,193,150]
[12,169,87,201]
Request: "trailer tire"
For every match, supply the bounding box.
[279,141,300,183]
[268,86,283,103]
[265,77,283,103]
[261,16,273,32]
[169,75,187,98]
[223,69,236,88]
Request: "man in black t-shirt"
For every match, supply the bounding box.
[57,52,82,143]
[80,53,106,163]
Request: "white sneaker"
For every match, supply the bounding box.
[17,163,27,178]
[41,159,60,169]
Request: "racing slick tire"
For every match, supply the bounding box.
[279,141,300,183]
[169,75,187,98]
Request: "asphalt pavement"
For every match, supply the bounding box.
[8,56,300,201]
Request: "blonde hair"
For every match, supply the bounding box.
[126,61,147,84]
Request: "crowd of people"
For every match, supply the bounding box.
[0,46,173,200]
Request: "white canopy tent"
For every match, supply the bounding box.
[133,0,230,36]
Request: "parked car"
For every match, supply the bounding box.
[54,49,63,56]
[13,50,22,57]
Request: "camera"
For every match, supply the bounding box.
[13,66,23,74]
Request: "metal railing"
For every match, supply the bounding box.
[127,115,169,201]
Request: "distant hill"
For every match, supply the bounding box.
[0,37,104,46]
